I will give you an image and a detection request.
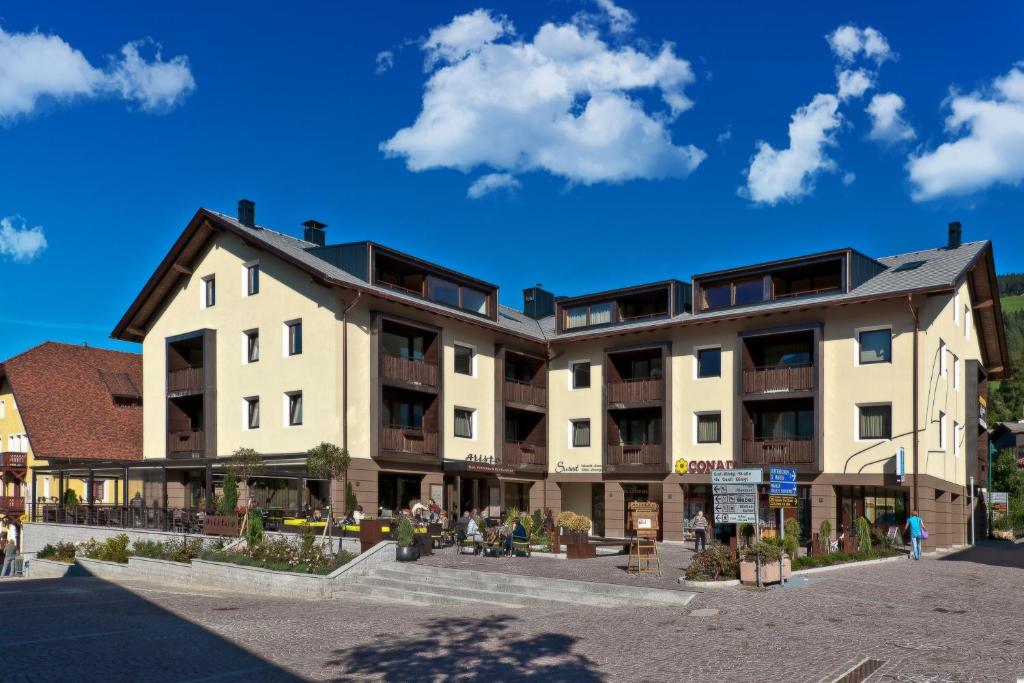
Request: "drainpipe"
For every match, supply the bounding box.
[340,291,362,516]
[906,294,920,511]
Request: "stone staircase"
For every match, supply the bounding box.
[341,563,696,609]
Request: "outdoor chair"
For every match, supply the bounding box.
[456,529,480,556]
[511,536,531,557]
[829,533,842,553]
[482,533,504,558]
[427,523,444,549]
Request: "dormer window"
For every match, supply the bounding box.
[372,249,495,318]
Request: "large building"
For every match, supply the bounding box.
[110,201,1009,550]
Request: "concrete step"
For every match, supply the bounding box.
[375,563,695,607]
[342,579,525,609]
[370,567,630,607]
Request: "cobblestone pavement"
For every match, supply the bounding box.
[4,542,1023,682]
[417,541,696,590]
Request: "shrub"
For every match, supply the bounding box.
[556,511,578,529]
[685,542,738,581]
[855,517,872,555]
[741,540,783,563]
[201,532,355,575]
[782,518,801,557]
[62,489,80,508]
[818,520,832,549]
[130,537,206,563]
[80,534,131,563]
[246,509,265,547]
[396,516,415,548]
[566,514,592,534]
[38,541,77,563]
[739,523,755,544]
[220,474,239,515]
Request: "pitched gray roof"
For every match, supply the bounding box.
[212,210,987,343]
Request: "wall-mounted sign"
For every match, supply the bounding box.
[896,447,905,478]
[676,458,737,475]
[711,468,762,485]
[991,491,1009,518]
[554,462,605,474]
[712,483,757,523]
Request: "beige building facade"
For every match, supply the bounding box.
[114,205,1009,551]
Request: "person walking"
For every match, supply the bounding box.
[1,536,16,578]
[692,510,709,552]
[905,510,927,560]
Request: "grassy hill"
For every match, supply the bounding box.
[1002,295,1024,314]
[991,276,1024,422]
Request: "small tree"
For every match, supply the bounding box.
[63,489,80,509]
[306,442,351,555]
[818,519,833,554]
[220,473,239,515]
[229,448,264,538]
[855,517,873,555]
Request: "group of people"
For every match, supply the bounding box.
[1,518,19,578]
[460,508,546,555]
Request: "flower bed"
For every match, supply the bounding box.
[200,533,356,575]
[37,541,77,564]
[793,546,903,570]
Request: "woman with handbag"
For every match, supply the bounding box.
[904,510,927,560]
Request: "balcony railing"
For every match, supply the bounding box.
[0,452,27,468]
[503,379,545,407]
[741,438,815,465]
[381,353,438,387]
[607,443,664,467]
[502,441,546,467]
[381,426,438,456]
[0,496,24,511]
[742,364,814,394]
[167,366,204,393]
[168,430,204,454]
[607,377,663,404]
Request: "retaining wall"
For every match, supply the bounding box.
[23,523,213,554]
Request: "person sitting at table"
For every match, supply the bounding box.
[352,505,365,524]
[506,517,528,555]
[309,508,323,523]
[438,510,449,530]
[466,511,483,553]
[411,499,429,519]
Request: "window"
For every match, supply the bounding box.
[697,347,721,378]
[454,344,474,376]
[571,419,591,447]
[703,283,731,309]
[953,420,961,456]
[939,339,947,376]
[858,328,891,364]
[454,408,474,439]
[589,302,613,325]
[428,276,460,307]
[0,400,4,419]
[938,410,946,449]
[953,291,960,324]
[953,355,960,391]
[858,404,892,440]
[570,361,591,389]
[286,392,303,426]
[964,305,970,339]
[286,320,302,356]
[733,279,763,306]
[564,302,614,329]
[245,397,260,430]
[202,275,216,308]
[246,262,260,296]
[245,330,259,363]
[382,397,424,429]
[696,413,721,444]
[462,287,487,315]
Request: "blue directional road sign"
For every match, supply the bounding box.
[769,467,797,496]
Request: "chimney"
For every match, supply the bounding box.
[237,199,255,227]
[523,284,555,319]
[303,219,327,247]
[948,221,962,249]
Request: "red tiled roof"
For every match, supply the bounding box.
[0,342,142,461]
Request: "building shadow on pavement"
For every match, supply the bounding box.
[327,614,603,682]
[936,541,1024,569]
[2,573,304,683]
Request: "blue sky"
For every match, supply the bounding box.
[1,1,1022,359]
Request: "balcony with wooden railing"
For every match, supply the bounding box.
[742,364,814,394]
[503,379,545,408]
[381,426,439,457]
[381,353,439,388]
[607,442,664,467]
[167,430,204,455]
[502,441,546,467]
[0,452,27,469]
[607,377,663,404]
[167,366,204,394]
[741,438,815,466]
[0,496,25,512]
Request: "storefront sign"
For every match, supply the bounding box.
[554,461,605,474]
[203,515,240,537]
[675,458,736,475]
[991,491,1009,518]
[769,495,798,508]
[711,468,762,485]
[712,483,757,523]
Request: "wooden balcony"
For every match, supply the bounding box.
[381,426,438,456]
[502,441,546,467]
[741,438,815,466]
[607,378,663,404]
[607,443,664,467]
[381,353,438,388]
[742,365,814,394]
[0,496,25,512]
[0,452,27,469]
[167,430,204,455]
[167,367,204,393]
[503,379,545,408]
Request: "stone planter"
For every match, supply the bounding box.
[396,545,418,562]
[739,556,791,585]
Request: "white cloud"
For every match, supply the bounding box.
[0,216,47,262]
[866,93,915,143]
[827,25,894,64]
[383,9,705,190]
[717,128,732,143]
[837,68,873,101]
[467,172,521,198]
[908,65,1024,200]
[375,50,395,74]
[743,94,841,204]
[0,26,194,120]
[842,171,856,186]
[594,0,636,34]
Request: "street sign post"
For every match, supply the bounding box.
[712,468,763,485]
[712,483,758,524]
[769,467,797,512]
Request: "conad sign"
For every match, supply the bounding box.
[675,458,737,475]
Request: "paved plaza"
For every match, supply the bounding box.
[4,543,1023,682]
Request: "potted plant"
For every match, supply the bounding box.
[557,511,590,546]
[739,540,790,585]
[395,516,418,562]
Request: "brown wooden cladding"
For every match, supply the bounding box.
[607,378,663,404]
[741,365,814,394]
[0,496,25,512]
[0,453,27,468]
[502,441,546,466]
[740,438,815,465]
[381,426,438,456]
[607,443,664,466]
[503,379,546,407]
[167,366,204,393]
[381,353,439,387]
[167,430,204,454]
